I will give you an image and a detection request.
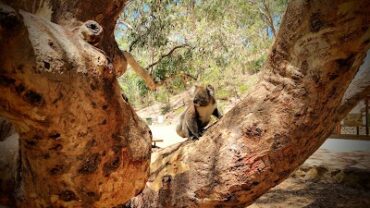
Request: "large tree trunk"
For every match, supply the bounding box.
[0,0,369,208]
[126,0,370,207]
[0,1,152,207]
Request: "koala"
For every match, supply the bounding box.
[176,84,222,140]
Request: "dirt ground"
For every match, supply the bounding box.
[249,149,370,208]
[249,177,370,208]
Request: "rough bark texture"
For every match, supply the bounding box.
[2,0,157,88]
[126,0,370,207]
[0,1,151,207]
[0,133,18,206]
[2,0,128,76]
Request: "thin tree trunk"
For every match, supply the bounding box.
[126,0,370,207]
[260,0,277,37]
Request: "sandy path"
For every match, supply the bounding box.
[149,124,370,152]
[149,124,185,148]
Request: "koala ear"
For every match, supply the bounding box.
[206,84,215,96]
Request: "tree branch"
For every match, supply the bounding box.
[1,1,370,208]
[121,45,192,91]
[123,51,158,90]
[153,71,199,87]
[128,35,142,52]
[336,50,370,120]
[182,72,198,81]
[126,0,370,207]
[259,0,276,37]
[145,44,191,71]
[117,20,136,31]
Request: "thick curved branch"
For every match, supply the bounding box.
[1,0,369,208]
[336,50,370,120]
[127,0,370,207]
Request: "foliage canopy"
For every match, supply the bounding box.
[115,0,287,108]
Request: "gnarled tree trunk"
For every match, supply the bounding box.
[0,0,369,208]
[0,1,151,207]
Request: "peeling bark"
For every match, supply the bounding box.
[126,1,370,207]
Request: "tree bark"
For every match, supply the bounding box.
[126,0,370,207]
[2,0,157,89]
[0,0,369,208]
[2,0,128,75]
[336,50,370,120]
[0,117,15,141]
[0,1,151,207]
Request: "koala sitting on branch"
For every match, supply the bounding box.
[176,84,222,140]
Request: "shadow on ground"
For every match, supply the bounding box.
[250,166,370,208]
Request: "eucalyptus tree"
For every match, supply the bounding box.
[116,0,288,105]
[0,0,369,207]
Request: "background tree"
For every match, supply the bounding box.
[116,0,288,108]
